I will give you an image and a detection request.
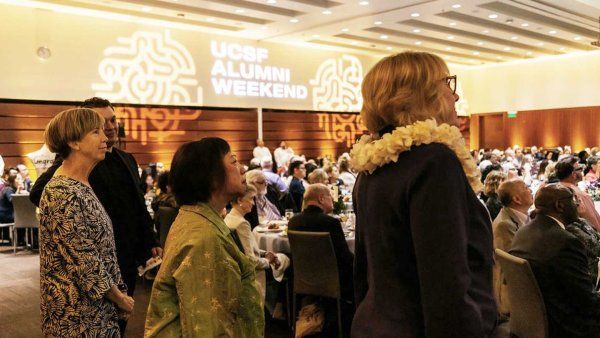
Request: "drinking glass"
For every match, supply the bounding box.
[285,209,294,221]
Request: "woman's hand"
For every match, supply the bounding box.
[116,292,135,313]
[265,252,281,269]
[106,285,135,319]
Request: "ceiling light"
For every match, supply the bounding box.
[477,41,484,45]
[386,46,392,50]
[445,47,452,50]
[511,36,518,40]
[312,34,320,38]
[413,29,421,33]
[141,6,152,12]
[359,1,369,5]
[290,18,299,23]
[473,51,480,55]
[267,0,276,3]
[322,10,332,15]
[452,4,461,9]
[374,21,382,25]
[380,35,388,39]
[206,17,216,22]
[560,47,566,51]
[447,35,455,40]
[526,51,532,55]
[415,41,422,45]
[574,36,582,41]
[482,30,489,34]
[521,23,529,27]
[261,26,268,30]
[411,13,420,17]
[549,30,556,34]
[341,28,349,32]
[537,42,544,46]
[351,41,358,45]
[496,56,503,59]
[503,47,511,51]
[488,14,498,19]
[235,9,245,13]
[449,22,457,26]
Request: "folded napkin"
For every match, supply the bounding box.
[271,253,290,282]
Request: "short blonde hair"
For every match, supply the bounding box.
[484,170,508,197]
[235,184,257,204]
[361,51,452,133]
[307,168,329,184]
[44,108,105,159]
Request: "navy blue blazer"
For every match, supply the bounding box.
[352,143,497,338]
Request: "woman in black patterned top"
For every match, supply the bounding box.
[39,108,134,337]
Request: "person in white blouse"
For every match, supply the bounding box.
[252,139,272,162]
[273,141,294,170]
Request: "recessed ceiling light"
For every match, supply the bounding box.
[574,36,582,41]
[452,4,461,9]
[386,46,392,50]
[290,18,299,23]
[206,17,216,22]
[488,14,498,19]
[537,42,544,46]
[560,47,566,51]
[526,51,532,55]
[503,47,511,51]
[351,41,358,45]
[359,1,369,5]
[411,13,420,17]
[447,35,455,40]
[482,30,489,34]
[261,26,268,30]
[341,28,349,32]
[322,10,332,15]
[473,51,480,55]
[521,23,529,27]
[496,56,503,59]
[511,36,518,40]
[374,21,382,25]
[380,35,388,39]
[477,41,484,45]
[235,9,245,13]
[445,47,452,50]
[312,34,320,38]
[413,29,421,33]
[141,6,152,12]
[267,0,276,3]
[549,30,556,34]
[415,41,422,45]
[449,22,457,26]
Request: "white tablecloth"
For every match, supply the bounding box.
[253,228,355,254]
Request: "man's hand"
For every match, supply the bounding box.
[151,247,163,258]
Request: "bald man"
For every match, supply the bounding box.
[510,183,600,337]
[492,178,533,316]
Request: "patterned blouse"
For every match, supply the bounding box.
[39,176,123,337]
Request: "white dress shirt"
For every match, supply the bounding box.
[252,146,272,162]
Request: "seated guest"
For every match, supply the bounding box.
[556,156,600,231]
[510,184,600,338]
[492,178,533,317]
[260,158,287,193]
[151,170,177,213]
[566,218,600,281]
[307,168,329,185]
[337,158,356,191]
[483,170,507,220]
[288,160,306,212]
[253,138,272,162]
[325,164,344,188]
[288,184,354,301]
[16,164,32,192]
[0,173,19,241]
[585,156,598,182]
[244,170,291,228]
[145,138,264,337]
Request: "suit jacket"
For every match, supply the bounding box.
[288,205,354,300]
[492,207,528,315]
[510,214,600,338]
[352,143,497,338]
[30,148,158,273]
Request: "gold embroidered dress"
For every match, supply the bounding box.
[144,203,264,337]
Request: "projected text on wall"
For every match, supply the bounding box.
[210,41,308,99]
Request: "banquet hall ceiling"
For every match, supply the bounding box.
[21,0,600,66]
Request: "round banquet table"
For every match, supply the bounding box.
[252,226,355,254]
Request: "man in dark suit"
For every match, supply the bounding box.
[288,183,354,300]
[510,183,600,338]
[30,97,161,335]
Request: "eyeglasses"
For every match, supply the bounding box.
[444,75,457,94]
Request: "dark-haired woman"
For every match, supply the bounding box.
[145,138,264,337]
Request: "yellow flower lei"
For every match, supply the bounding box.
[350,119,483,193]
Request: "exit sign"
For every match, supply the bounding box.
[507,111,518,118]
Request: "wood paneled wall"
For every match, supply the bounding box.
[261,109,368,162]
[470,106,600,150]
[0,100,258,179]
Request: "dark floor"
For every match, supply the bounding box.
[0,247,292,338]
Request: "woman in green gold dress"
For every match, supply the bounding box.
[145,138,264,337]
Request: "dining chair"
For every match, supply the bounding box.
[12,194,39,254]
